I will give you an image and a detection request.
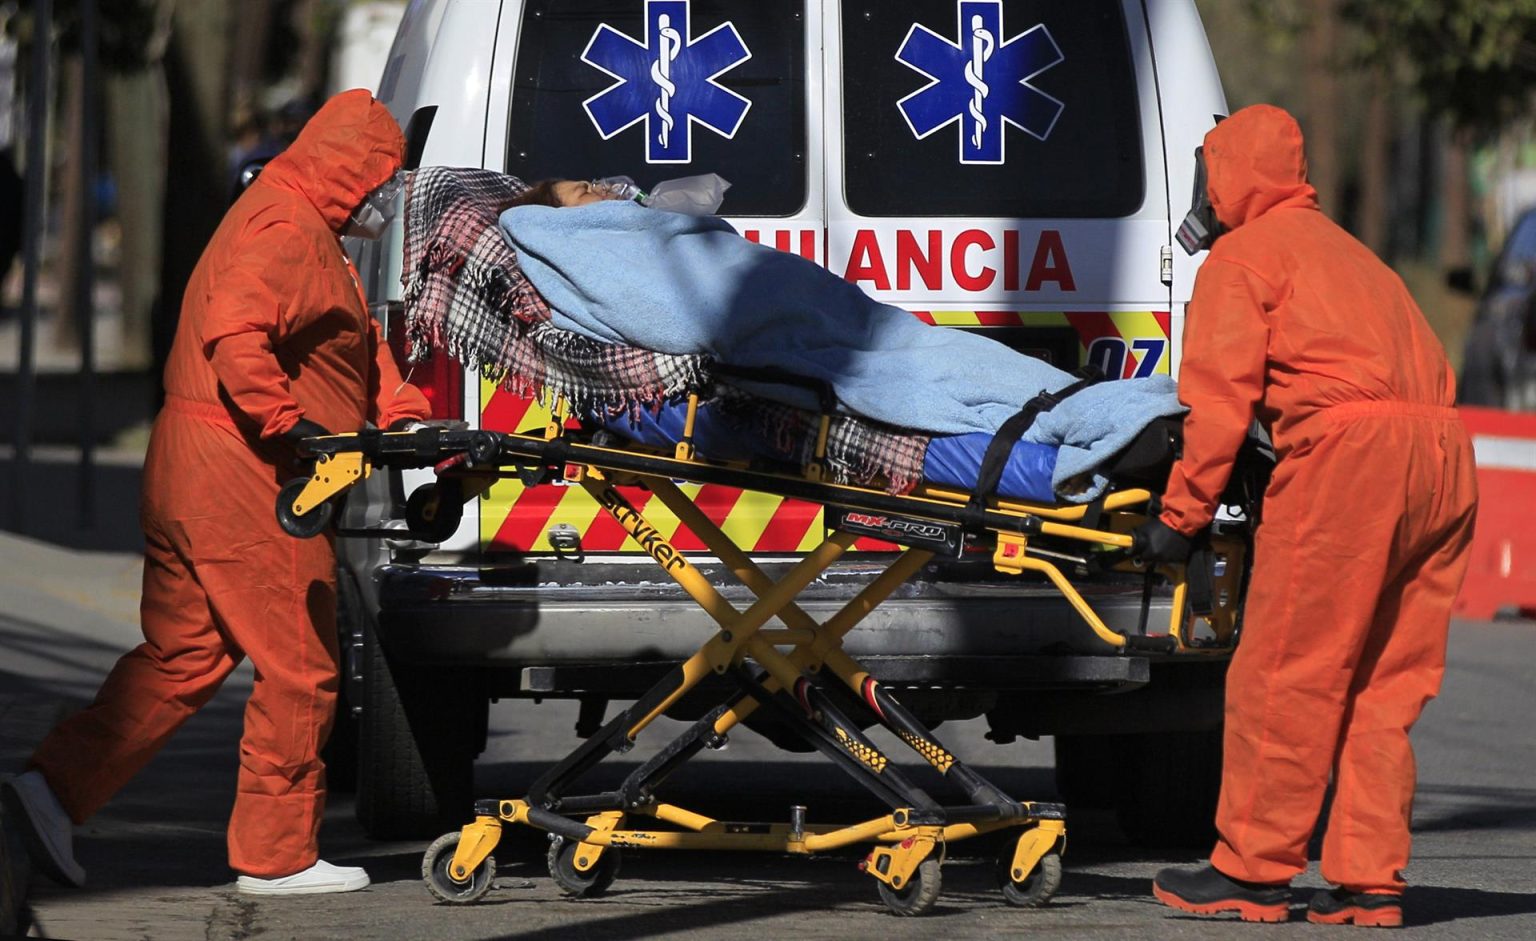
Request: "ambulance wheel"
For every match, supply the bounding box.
[276,478,333,538]
[405,481,463,542]
[422,830,495,904]
[547,837,620,898]
[997,846,1062,908]
[876,857,941,916]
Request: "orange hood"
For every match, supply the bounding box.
[1204,104,1319,231]
[257,89,405,232]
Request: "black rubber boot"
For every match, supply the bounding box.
[1152,864,1290,923]
[1307,887,1404,927]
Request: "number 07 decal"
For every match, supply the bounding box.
[1086,336,1167,378]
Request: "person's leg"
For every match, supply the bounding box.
[192,521,342,880]
[1208,445,1398,886]
[12,523,239,885]
[1316,424,1476,912]
[1156,428,1407,922]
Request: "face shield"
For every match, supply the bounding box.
[1175,147,1224,255]
[343,170,407,240]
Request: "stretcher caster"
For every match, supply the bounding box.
[405,480,464,542]
[422,830,496,904]
[547,836,620,898]
[997,847,1062,908]
[276,477,333,538]
[875,857,941,916]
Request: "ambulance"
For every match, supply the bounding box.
[337,0,1233,845]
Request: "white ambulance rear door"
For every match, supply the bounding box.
[477,0,827,557]
[825,0,1174,379]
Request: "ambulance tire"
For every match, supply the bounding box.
[1051,734,1123,810]
[355,621,481,839]
[320,569,365,793]
[1113,728,1223,848]
[1053,730,1222,848]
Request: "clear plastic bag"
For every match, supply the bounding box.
[642,173,732,215]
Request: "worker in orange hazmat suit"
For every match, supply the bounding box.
[0,89,429,896]
[1133,105,1478,927]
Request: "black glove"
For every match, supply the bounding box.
[1131,517,1193,565]
[281,418,332,451]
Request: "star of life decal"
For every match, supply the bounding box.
[582,0,753,164]
[896,0,1065,165]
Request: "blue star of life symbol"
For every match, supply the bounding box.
[895,0,1065,165]
[582,0,753,164]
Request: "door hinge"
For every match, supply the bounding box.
[1160,245,1174,286]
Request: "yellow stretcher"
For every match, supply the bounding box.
[276,402,1255,916]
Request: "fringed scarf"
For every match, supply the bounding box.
[399,166,926,493]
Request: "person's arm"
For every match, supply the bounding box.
[201,223,310,439]
[366,314,431,429]
[1159,256,1275,536]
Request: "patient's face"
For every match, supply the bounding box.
[553,180,610,207]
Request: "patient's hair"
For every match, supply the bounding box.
[498,179,563,211]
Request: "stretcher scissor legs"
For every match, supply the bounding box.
[422,471,1067,915]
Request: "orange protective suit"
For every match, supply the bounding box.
[1160,105,1478,893]
[29,90,428,878]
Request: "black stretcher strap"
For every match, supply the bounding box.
[965,367,1104,521]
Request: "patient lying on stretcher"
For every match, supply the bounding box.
[400,167,1186,502]
[502,178,1183,496]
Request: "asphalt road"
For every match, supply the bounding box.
[1,533,1534,940]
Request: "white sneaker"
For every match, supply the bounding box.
[0,771,85,888]
[236,859,370,896]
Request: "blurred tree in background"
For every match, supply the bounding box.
[6,0,355,373]
[1344,0,1536,136]
[1198,0,1536,359]
[45,0,168,364]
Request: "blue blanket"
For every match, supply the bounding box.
[500,201,1185,499]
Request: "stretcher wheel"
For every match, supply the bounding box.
[276,477,333,539]
[547,836,620,898]
[405,481,464,542]
[876,857,941,916]
[997,847,1062,908]
[421,830,495,904]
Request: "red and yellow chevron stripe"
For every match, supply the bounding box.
[480,311,1169,553]
[911,310,1172,377]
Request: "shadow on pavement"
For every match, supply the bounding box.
[1411,784,1536,834]
[1046,869,1536,929]
[1412,884,1536,926]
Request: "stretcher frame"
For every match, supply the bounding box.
[278,402,1249,915]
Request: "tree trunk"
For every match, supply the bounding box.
[152,0,232,397]
[1439,129,1472,272]
[230,0,277,116]
[296,0,337,102]
[106,68,167,370]
[1358,69,1392,258]
[1302,0,1341,216]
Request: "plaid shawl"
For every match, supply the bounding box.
[399,166,927,493]
[401,167,710,414]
